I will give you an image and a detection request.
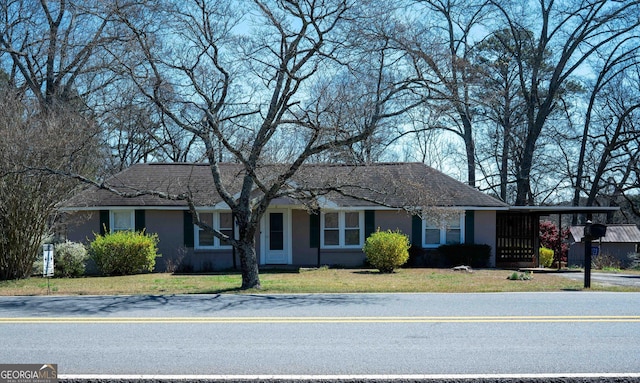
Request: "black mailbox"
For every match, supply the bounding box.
[584,223,607,239]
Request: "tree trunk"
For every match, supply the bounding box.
[515,108,546,206]
[464,124,476,187]
[460,113,476,187]
[236,237,261,290]
[515,137,536,206]
[499,117,511,202]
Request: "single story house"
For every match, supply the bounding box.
[61,162,510,272]
[568,224,640,267]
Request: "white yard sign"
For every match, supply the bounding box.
[43,244,54,277]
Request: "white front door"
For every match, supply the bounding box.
[262,209,291,265]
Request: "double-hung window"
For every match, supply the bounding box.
[422,213,464,247]
[195,211,233,249]
[110,210,134,232]
[321,211,363,248]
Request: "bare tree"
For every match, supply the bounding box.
[490,0,640,205]
[97,85,204,172]
[0,0,178,174]
[399,0,493,186]
[572,36,640,217]
[0,89,100,280]
[110,0,422,289]
[306,11,421,165]
[0,0,140,110]
[473,28,529,202]
[581,73,640,210]
[0,0,154,279]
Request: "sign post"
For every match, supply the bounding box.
[43,244,54,294]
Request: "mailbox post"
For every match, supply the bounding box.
[583,221,607,288]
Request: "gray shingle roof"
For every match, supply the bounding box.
[62,162,508,209]
[570,224,640,243]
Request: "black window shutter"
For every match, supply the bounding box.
[309,213,320,248]
[99,210,109,235]
[411,215,422,247]
[135,210,146,232]
[183,211,194,247]
[464,211,474,244]
[364,210,375,239]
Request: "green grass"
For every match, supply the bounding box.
[2,268,639,296]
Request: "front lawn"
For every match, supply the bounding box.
[1,268,638,296]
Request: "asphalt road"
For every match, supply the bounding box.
[558,272,640,287]
[0,292,639,379]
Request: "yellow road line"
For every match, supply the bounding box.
[1,316,640,324]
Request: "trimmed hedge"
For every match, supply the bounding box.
[539,247,554,268]
[363,229,410,273]
[89,230,160,275]
[438,244,491,268]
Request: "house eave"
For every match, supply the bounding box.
[62,204,508,213]
[61,206,190,212]
[507,206,619,214]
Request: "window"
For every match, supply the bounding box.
[321,211,363,248]
[195,211,233,249]
[422,213,464,247]
[344,212,361,246]
[219,212,233,246]
[444,215,461,244]
[110,210,134,232]
[424,218,441,245]
[323,212,340,246]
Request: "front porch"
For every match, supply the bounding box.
[496,207,618,269]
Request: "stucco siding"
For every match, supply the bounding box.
[291,209,318,266]
[64,211,99,244]
[188,249,235,271]
[474,210,497,266]
[144,210,186,271]
[318,249,366,267]
[375,210,412,236]
[64,206,500,271]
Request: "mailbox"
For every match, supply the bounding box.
[584,223,607,239]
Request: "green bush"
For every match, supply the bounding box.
[507,271,533,281]
[89,230,160,275]
[54,241,88,277]
[363,229,410,273]
[437,244,491,268]
[538,247,554,268]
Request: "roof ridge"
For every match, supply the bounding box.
[135,161,433,167]
[145,162,210,166]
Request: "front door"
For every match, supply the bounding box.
[262,210,290,264]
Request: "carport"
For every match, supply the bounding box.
[496,206,619,269]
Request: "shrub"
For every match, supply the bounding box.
[407,245,428,267]
[507,271,533,281]
[165,246,188,274]
[363,229,410,273]
[437,244,491,268]
[539,220,569,264]
[89,230,160,275]
[54,241,88,277]
[592,253,621,271]
[538,247,554,268]
[628,253,640,270]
